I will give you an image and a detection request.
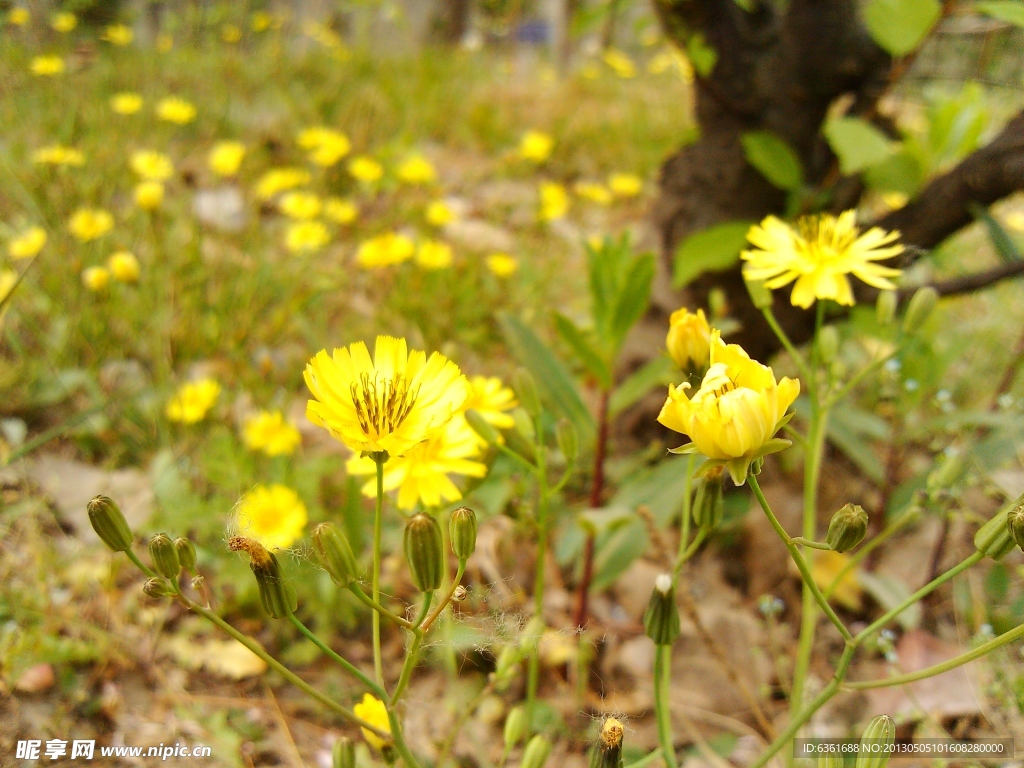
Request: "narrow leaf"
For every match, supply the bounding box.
[609,253,655,351]
[553,312,613,388]
[609,355,678,417]
[673,220,753,288]
[741,131,804,191]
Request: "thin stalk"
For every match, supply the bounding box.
[791,537,831,550]
[654,644,678,768]
[421,561,466,633]
[125,549,157,579]
[624,752,665,768]
[525,434,550,735]
[761,307,812,384]
[373,458,385,686]
[349,583,414,630]
[438,515,458,676]
[674,455,695,573]
[674,528,708,575]
[392,593,433,703]
[574,387,610,629]
[287,614,385,700]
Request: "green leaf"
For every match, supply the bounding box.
[741,131,804,191]
[686,33,718,77]
[553,312,612,388]
[609,252,655,351]
[673,220,753,288]
[863,150,925,195]
[592,519,649,590]
[499,314,595,441]
[976,0,1024,28]
[970,202,1023,263]
[609,355,677,417]
[863,0,940,55]
[824,117,898,175]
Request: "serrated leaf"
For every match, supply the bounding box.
[741,131,804,191]
[863,0,940,55]
[673,220,753,288]
[824,117,898,175]
[976,0,1024,28]
[553,312,612,388]
[609,252,655,351]
[609,355,677,417]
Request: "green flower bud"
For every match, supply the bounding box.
[973,495,1023,560]
[503,705,527,754]
[174,537,198,575]
[520,617,546,653]
[556,418,578,465]
[855,714,895,768]
[1008,504,1024,552]
[521,735,552,768]
[902,286,938,335]
[333,737,355,768]
[143,578,173,599]
[926,452,968,493]
[465,409,500,444]
[449,506,478,561]
[313,522,359,588]
[513,368,542,418]
[643,574,680,646]
[876,290,897,325]
[404,513,444,592]
[692,476,723,529]
[87,495,134,552]
[826,504,869,553]
[148,533,181,580]
[818,326,839,365]
[589,717,624,768]
[229,536,297,618]
[493,645,523,690]
[744,277,773,310]
[513,408,536,444]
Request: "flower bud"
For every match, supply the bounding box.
[973,496,1022,560]
[333,737,355,768]
[148,533,181,580]
[404,513,444,592]
[744,277,773,310]
[143,578,173,599]
[876,290,897,325]
[521,735,552,768]
[590,717,624,768]
[513,368,542,418]
[87,495,134,552]
[856,714,895,768]
[465,408,500,444]
[229,536,297,618]
[174,537,197,575]
[643,574,680,646]
[452,585,468,602]
[503,705,527,754]
[692,476,723,529]
[520,617,546,653]
[1009,503,1024,552]
[313,522,359,588]
[902,286,938,335]
[493,645,523,689]
[513,408,536,443]
[556,418,578,465]
[818,326,839,365]
[449,506,478,561]
[826,504,868,553]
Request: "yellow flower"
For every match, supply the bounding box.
[297,127,351,167]
[51,12,76,32]
[156,97,196,124]
[221,23,241,43]
[881,192,907,211]
[608,173,643,198]
[425,200,456,227]
[353,694,391,751]
[396,154,436,185]
[243,410,302,456]
[741,211,904,309]
[602,49,636,78]
[356,232,415,268]
[8,227,46,260]
[574,181,612,206]
[0,270,17,303]
[658,331,799,485]
[518,131,554,163]
[81,266,110,292]
[31,56,64,76]
[102,24,133,45]
[111,92,143,115]
[208,141,245,176]
[666,307,711,372]
[135,181,164,210]
[324,197,358,225]
[8,7,29,26]
[348,155,384,183]
[279,191,322,220]
[251,11,272,32]
[539,182,569,221]
[304,335,469,457]
[107,251,140,282]
[130,150,174,181]
[415,240,453,270]
[463,375,517,430]
[68,208,114,242]
[1005,211,1024,233]
[32,145,85,166]
[235,484,307,550]
[347,416,486,510]
[166,379,221,423]
[254,167,310,200]
[285,221,330,253]
[486,253,518,278]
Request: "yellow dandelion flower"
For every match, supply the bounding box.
[32,145,85,166]
[396,154,436,185]
[8,227,46,260]
[356,232,415,268]
[304,335,469,457]
[102,24,133,45]
[285,221,330,253]
[741,211,904,309]
[602,49,636,78]
[243,410,302,456]
[353,694,391,751]
[8,8,30,26]
[135,181,164,210]
[235,484,307,550]
[51,12,76,32]
[658,331,799,485]
[1005,211,1024,233]
[156,96,196,125]
[130,150,174,181]
[297,128,351,167]
[81,266,110,292]
[539,182,569,221]
[463,375,517,430]
[608,173,643,198]
[208,141,245,176]
[881,192,908,211]
[221,23,241,43]
[574,181,612,206]
[666,307,712,372]
[166,379,221,424]
[68,208,114,242]
[31,56,64,76]
[107,251,140,283]
[415,240,453,270]
[111,92,143,115]
[348,155,383,183]
[279,191,322,220]
[518,130,554,163]
[486,253,518,278]
[324,197,358,225]
[425,200,456,227]
[254,167,310,200]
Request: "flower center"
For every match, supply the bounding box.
[796,215,858,266]
[350,373,419,437]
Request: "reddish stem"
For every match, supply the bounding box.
[573,388,609,629]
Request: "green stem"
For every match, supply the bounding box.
[674,455,695,571]
[495,441,539,474]
[673,528,708,576]
[624,752,666,768]
[386,710,423,768]
[826,349,900,408]
[526,436,550,735]
[654,644,678,768]
[392,593,433,703]
[125,549,157,578]
[761,307,813,385]
[421,561,466,633]
[373,458,385,686]
[287,614,386,700]
[349,583,414,629]
[438,514,458,676]
[791,537,831,551]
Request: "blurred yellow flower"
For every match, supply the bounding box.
[243,410,302,456]
[8,7,29,26]
[32,145,84,166]
[251,11,272,32]
[208,141,245,176]
[135,181,164,210]
[425,200,456,227]
[1005,211,1024,233]
[166,379,221,423]
[297,127,351,167]
[111,92,143,115]
[107,251,140,283]
[51,12,76,32]
[353,694,391,751]
[518,130,553,163]
[68,208,114,242]
[356,232,415,268]
[646,48,693,82]
[324,197,358,225]
[486,253,518,277]
[415,239,453,270]
[31,56,64,76]
[279,191,322,220]
[348,155,383,183]
[602,49,636,78]
[539,182,569,221]
[658,331,799,485]
[102,24,133,45]
[285,221,330,253]
[741,211,903,309]
[221,23,241,43]
[255,167,310,199]
[666,307,711,372]
[130,150,174,181]
[235,484,307,550]
[463,375,517,430]
[574,181,612,206]
[0,270,17,303]
[8,227,46,260]
[304,335,468,456]
[811,550,862,611]
[81,266,110,292]
[156,97,196,124]
[396,154,436,185]
[608,173,643,198]
[880,192,908,210]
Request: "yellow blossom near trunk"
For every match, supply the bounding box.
[166,379,221,423]
[235,484,308,550]
[608,173,643,198]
